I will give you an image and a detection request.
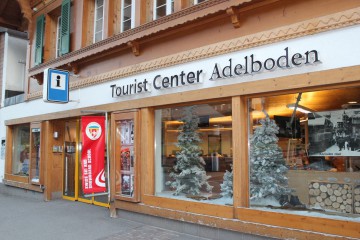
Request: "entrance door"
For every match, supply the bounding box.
[62,119,109,207]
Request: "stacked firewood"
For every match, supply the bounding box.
[355,186,360,214]
[309,182,354,214]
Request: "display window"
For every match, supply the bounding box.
[30,124,41,184]
[12,124,30,176]
[112,110,140,202]
[154,101,233,205]
[248,86,360,219]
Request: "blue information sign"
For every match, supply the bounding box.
[43,68,69,103]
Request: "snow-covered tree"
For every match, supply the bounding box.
[250,112,292,201]
[220,165,233,198]
[166,106,213,196]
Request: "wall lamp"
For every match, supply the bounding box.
[286,103,314,114]
[53,131,59,139]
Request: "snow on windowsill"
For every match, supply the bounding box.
[156,191,233,205]
[156,193,360,222]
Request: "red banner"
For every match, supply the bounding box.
[81,116,106,194]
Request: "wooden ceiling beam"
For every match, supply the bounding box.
[0,17,22,29]
[0,0,9,16]
[17,0,32,32]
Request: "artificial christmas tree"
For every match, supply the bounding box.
[166,106,213,196]
[220,165,233,198]
[250,112,293,204]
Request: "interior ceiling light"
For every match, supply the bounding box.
[342,103,360,109]
[348,101,358,104]
[286,103,314,114]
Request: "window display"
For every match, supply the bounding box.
[113,111,139,202]
[155,101,233,204]
[248,87,360,219]
[12,124,30,176]
[30,126,41,183]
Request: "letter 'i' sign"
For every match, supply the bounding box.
[51,74,66,90]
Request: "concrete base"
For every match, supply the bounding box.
[116,209,277,240]
[0,183,44,201]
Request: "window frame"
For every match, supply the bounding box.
[120,0,136,33]
[111,110,141,203]
[153,0,174,20]
[93,0,105,43]
[56,16,62,58]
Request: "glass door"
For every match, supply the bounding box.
[62,119,109,207]
[63,121,78,200]
[30,123,41,184]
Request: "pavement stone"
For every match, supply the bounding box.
[0,192,210,240]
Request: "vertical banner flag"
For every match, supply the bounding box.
[81,116,106,194]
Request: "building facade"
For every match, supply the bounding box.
[1,0,360,239]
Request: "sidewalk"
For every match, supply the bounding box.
[0,193,209,240]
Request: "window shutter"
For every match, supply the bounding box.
[34,14,45,65]
[60,0,71,55]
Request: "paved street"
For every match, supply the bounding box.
[0,192,209,240]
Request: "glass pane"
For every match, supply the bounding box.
[155,102,233,205]
[63,121,77,198]
[96,0,104,7]
[156,5,166,19]
[12,124,30,176]
[123,6,131,21]
[116,119,135,197]
[124,0,132,7]
[248,87,360,219]
[123,20,131,32]
[96,6,103,20]
[95,19,103,32]
[157,0,166,6]
[94,32,103,43]
[30,128,40,182]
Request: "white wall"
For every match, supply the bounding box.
[5,35,27,91]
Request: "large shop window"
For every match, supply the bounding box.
[155,101,233,205]
[12,124,30,176]
[248,87,360,220]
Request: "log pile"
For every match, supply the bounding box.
[309,181,355,214]
[355,186,360,214]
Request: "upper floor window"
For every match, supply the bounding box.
[34,0,70,65]
[56,16,62,58]
[121,0,135,32]
[153,0,174,20]
[194,0,207,4]
[94,0,105,43]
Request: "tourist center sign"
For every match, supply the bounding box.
[110,47,320,98]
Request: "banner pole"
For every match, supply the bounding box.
[105,112,110,204]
